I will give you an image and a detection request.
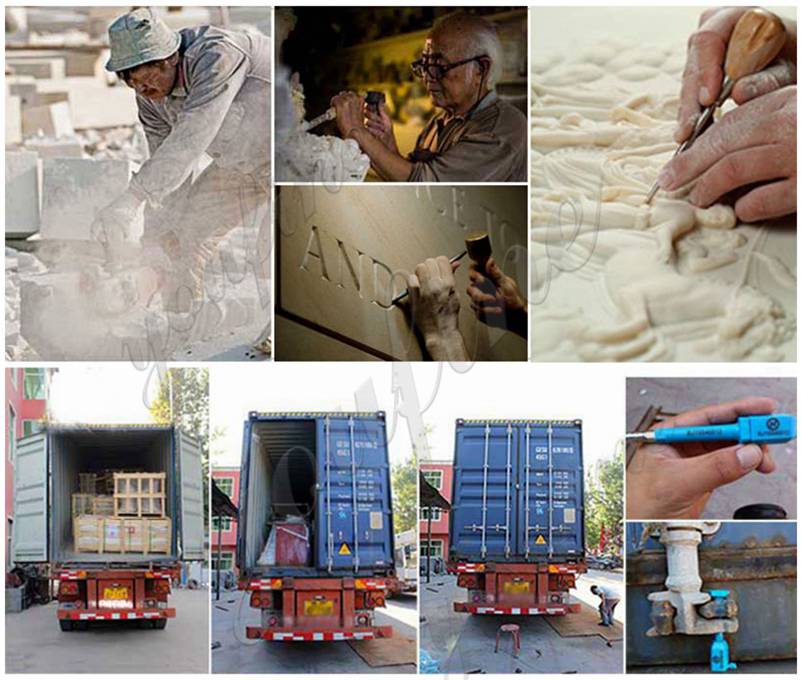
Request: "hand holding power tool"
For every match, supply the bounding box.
[647,8,788,203]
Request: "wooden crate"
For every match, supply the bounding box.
[148,518,172,554]
[92,495,114,516]
[71,493,94,516]
[78,473,97,494]
[103,518,123,552]
[123,518,148,553]
[113,472,166,517]
[73,514,103,553]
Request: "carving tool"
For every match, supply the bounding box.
[391,250,468,306]
[626,414,796,445]
[645,8,787,204]
[300,107,336,132]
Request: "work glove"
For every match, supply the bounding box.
[91,189,143,267]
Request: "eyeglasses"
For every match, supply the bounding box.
[411,55,487,81]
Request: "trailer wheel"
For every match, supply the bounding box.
[59,620,73,632]
[153,618,167,630]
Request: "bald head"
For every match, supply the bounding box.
[429,12,502,88]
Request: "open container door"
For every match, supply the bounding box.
[12,431,49,563]
[176,429,206,561]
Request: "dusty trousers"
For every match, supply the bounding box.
[143,162,270,314]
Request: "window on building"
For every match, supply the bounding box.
[212,517,233,532]
[10,369,18,391]
[420,540,443,559]
[215,476,234,498]
[7,519,13,568]
[22,420,43,437]
[420,507,441,522]
[8,405,16,463]
[23,368,46,400]
[212,551,234,571]
[422,469,443,490]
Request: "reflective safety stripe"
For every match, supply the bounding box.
[266,630,376,641]
[465,605,568,615]
[68,611,164,620]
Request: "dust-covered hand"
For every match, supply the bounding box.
[466,257,527,338]
[676,7,797,143]
[363,100,399,153]
[626,398,778,519]
[91,189,142,265]
[660,86,796,222]
[404,256,469,361]
[331,91,366,140]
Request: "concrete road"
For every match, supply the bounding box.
[633,660,797,674]
[5,588,209,674]
[421,572,622,674]
[574,568,625,623]
[211,590,417,674]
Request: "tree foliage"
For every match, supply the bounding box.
[391,451,418,534]
[584,447,624,554]
[149,368,210,521]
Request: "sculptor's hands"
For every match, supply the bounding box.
[364,100,399,154]
[466,257,527,338]
[660,86,796,222]
[627,398,778,520]
[404,256,469,361]
[676,7,797,143]
[331,91,366,139]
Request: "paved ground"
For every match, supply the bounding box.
[5,588,209,673]
[211,590,417,673]
[420,569,623,673]
[633,660,797,674]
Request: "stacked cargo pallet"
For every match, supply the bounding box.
[73,472,171,554]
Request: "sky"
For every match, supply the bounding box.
[48,364,164,424]
[209,363,621,471]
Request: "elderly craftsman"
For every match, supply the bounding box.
[92,8,270,313]
[330,12,526,182]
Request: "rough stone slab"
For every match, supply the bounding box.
[39,157,136,241]
[22,101,74,138]
[277,185,528,361]
[6,95,23,146]
[6,57,66,80]
[7,76,38,108]
[67,84,137,129]
[23,139,83,158]
[5,151,40,238]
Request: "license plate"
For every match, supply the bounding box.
[503,581,530,594]
[103,587,128,600]
[304,599,334,616]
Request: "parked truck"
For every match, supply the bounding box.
[236,412,398,641]
[448,419,586,615]
[12,424,205,630]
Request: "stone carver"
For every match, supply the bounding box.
[329,11,527,182]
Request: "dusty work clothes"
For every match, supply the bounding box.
[130,24,270,311]
[407,91,527,182]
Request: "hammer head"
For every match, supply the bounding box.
[465,231,492,264]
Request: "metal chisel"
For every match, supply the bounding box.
[645,8,787,204]
[626,414,796,445]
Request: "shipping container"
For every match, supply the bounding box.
[448,419,585,615]
[236,412,398,641]
[12,424,205,629]
[627,522,797,667]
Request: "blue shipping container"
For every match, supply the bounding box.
[237,412,395,578]
[449,419,584,563]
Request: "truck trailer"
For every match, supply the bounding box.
[12,424,205,630]
[447,419,586,615]
[236,412,398,641]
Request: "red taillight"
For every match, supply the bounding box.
[250,591,272,608]
[60,582,79,595]
[374,595,385,607]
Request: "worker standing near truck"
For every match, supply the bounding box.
[92,8,270,315]
[590,584,620,627]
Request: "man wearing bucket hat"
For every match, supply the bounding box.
[92,8,270,315]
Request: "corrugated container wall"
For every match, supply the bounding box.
[237,412,395,578]
[449,420,584,563]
